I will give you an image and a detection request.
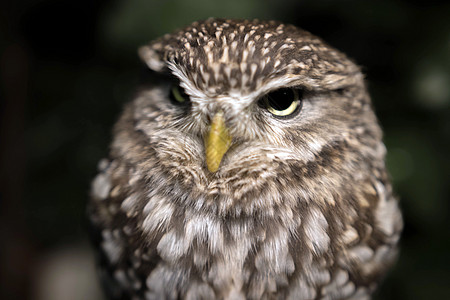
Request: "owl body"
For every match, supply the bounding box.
[89,19,402,299]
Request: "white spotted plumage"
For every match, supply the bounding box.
[88,18,402,299]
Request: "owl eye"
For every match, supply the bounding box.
[169,85,189,104]
[262,88,302,118]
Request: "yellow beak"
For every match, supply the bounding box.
[205,111,232,172]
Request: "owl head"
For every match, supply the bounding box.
[113,18,385,217]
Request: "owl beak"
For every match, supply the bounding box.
[205,111,232,172]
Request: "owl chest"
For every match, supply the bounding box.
[147,207,298,297]
[154,211,295,270]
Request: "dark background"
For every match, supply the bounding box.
[1,0,449,299]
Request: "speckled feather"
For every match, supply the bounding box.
[88,18,402,300]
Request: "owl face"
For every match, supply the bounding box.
[116,19,383,216]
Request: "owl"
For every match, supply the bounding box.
[88,19,402,300]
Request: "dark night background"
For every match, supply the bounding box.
[1,0,449,299]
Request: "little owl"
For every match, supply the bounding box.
[89,18,402,300]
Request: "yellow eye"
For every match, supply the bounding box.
[170,85,189,104]
[263,88,302,117]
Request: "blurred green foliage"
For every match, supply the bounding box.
[2,0,449,299]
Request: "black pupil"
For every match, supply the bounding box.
[267,88,295,111]
[170,85,189,103]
